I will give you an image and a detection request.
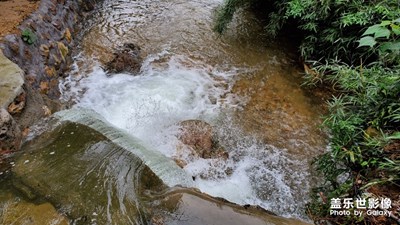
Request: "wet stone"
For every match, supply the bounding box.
[177,120,229,160]
[13,121,166,224]
[105,43,143,75]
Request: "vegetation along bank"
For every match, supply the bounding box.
[215,0,400,224]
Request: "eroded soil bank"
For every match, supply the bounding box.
[0,0,40,40]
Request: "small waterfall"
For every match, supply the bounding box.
[54,107,194,188]
[58,0,327,221]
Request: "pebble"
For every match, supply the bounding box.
[50,151,55,155]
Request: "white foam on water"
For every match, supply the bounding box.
[67,53,236,155]
[62,52,312,221]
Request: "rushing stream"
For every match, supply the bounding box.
[1,0,328,224]
[60,0,328,221]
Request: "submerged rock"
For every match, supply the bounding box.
[1,201,68,225]
[13,121,164,224]
[177,120,228,160]
[54,108,194,188]
[105,43,143,75]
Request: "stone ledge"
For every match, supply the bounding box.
[0,49,24,109]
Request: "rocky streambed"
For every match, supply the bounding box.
[0,0,328,224]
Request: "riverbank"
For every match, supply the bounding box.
[0,0,102,172]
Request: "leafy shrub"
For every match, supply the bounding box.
[214,1,400,223]
[21,29,37,45]
[358,18,400,65]
[215,0,400,63]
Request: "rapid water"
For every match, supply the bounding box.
[61,0,327,221]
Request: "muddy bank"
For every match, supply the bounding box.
[0,0,40,40]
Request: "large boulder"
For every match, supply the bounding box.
[177,120,228,160]
[0,49,24,110]
[105,43,143,75]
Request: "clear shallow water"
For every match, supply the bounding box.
[60,0,327,221]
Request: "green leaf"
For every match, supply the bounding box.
[362,25,390,39]
[358,36,377,47]
[379,41,400,52]
[380,21,391,26]
[394,18,400,23]
[362,24,381,36]
[22,29,29,36]
[388,132,400,140]
[391,24,400,35]
[373,27,390,39]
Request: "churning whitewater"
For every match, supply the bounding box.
[62,51,312,220]
[60,0,327,221]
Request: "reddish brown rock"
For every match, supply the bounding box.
[8,91,26,115]
[105,43,143,75]
[177,120,228,160]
